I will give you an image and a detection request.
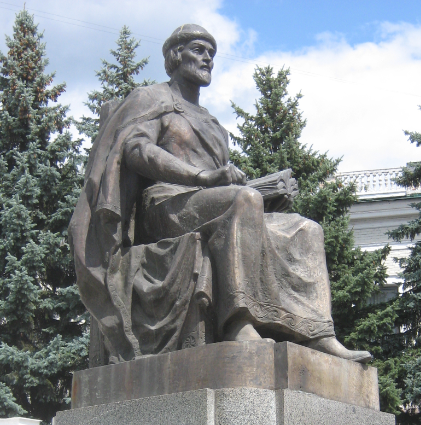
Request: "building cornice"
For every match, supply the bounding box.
[337,167,421,200]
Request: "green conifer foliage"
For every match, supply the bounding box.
[387,119,421,423]
[0,11,88,421]
[231,66,398,413]
[77,25,155,143]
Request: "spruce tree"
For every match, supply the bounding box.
[231,66,398,413]
[387,121,421,423]
[0,10,88,422]
[77,25,155,144]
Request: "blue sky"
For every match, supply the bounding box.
[220,0,421,50]
[1,0,421,171]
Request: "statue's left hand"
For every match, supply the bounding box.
[196,165,246,187]
[229,164,247,185]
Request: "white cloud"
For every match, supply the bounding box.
[1,2,421,172]
[201,22,421,172]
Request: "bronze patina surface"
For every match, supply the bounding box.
[72,342,380,411]
[68,24,371,364]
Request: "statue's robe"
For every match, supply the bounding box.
[69,83,335,363]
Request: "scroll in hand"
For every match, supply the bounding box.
[246,168,299,213]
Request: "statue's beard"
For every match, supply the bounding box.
[181,64,212,87]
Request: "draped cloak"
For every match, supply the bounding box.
[69,83,335,362]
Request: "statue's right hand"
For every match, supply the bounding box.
[196,165,233,187]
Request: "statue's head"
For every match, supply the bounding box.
[163,24,217,87]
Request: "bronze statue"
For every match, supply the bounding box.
[69,24,371,364]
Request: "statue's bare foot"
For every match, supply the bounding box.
[305,336,372,364]
[224,320,263,341]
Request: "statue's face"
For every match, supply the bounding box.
[177,39,215,87]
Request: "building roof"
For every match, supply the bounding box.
[337,167,421,200]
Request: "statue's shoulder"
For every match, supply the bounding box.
[106,83,173,124]
[127,82,172,108]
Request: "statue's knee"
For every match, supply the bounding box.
[233,186,264,212]
[305,218,325,239]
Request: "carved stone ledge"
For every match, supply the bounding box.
[71,341,380,411]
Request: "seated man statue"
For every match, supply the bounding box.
[69,24,371,364]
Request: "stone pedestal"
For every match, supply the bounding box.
[53,341,395,424]
[53,388,394,425]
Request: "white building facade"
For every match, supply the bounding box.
[339,168,421,302]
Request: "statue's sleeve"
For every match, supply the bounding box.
[123,118,204,186]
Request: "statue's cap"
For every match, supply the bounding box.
[162,24,217,56]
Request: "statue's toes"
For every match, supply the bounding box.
[305,336,373,364]
[348,351,372,364]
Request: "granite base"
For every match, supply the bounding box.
[53,388,395,425]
